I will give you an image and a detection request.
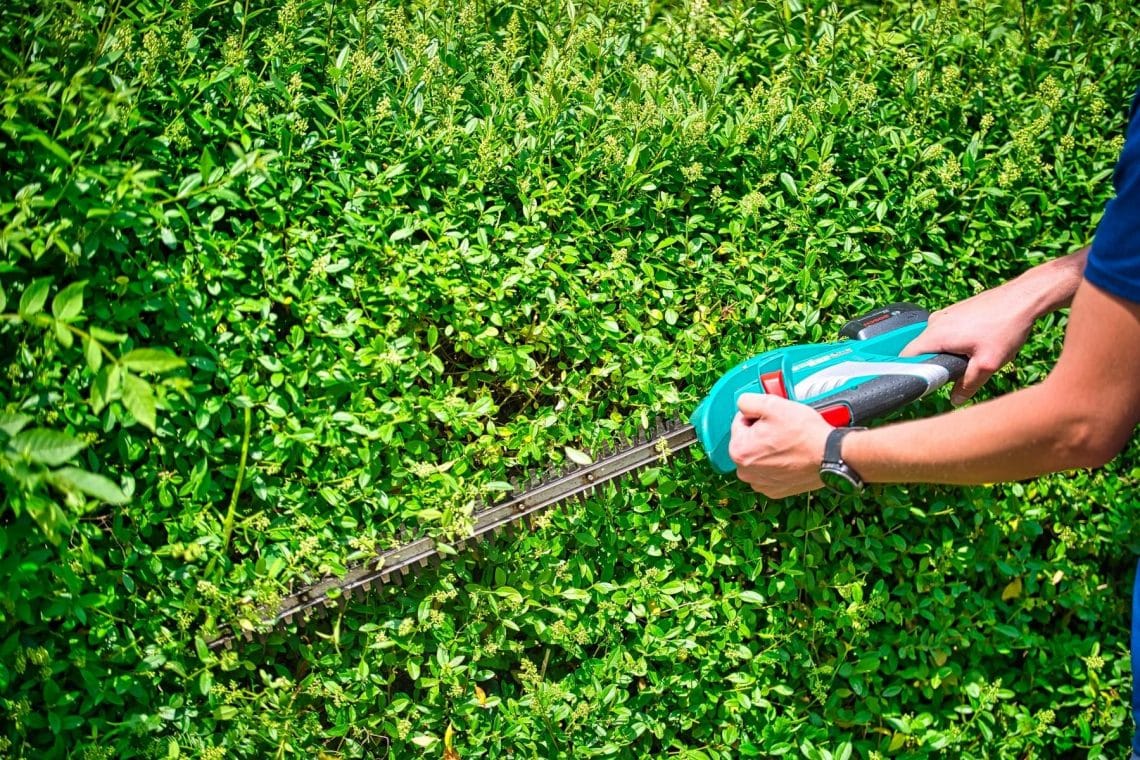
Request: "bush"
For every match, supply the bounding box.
[2,0,1139,756]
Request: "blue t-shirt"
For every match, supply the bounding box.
[1085,87,1140,303]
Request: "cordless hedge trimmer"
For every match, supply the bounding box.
[207,303,965,649]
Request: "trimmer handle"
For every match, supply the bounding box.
[805,352,967,425]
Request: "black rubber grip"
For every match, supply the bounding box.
[808,354,967,424]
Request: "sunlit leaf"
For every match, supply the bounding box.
[10,428,87,466]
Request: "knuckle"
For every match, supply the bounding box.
[972,358,999,375]
[728,439,747,465]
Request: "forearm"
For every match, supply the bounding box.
[1001,245,1089,320]
[844,380,1103,485]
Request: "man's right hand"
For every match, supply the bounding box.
[900,285,1036,405]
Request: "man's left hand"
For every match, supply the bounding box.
[728,393,833,498]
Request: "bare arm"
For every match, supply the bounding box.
[847,279,1140,483]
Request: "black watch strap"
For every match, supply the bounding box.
[820,427,867,493]
[824,427,864,465]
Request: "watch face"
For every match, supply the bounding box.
[820,466,862,495]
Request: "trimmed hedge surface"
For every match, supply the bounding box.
[2,0,1140,756]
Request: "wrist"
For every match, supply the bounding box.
[1010,246,1089,320]
[839,428,878,484]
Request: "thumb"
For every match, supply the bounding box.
[899,328,949,358]
[737,392,775,420]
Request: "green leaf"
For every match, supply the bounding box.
[779,172,798,199]
[91,364,121,414]
[564,446,592,465]
[0,281,6,312]
[55,318,73,348]
[123,372,157,431]
[84,336,103,372]
[120,348,185,374]
[51,280,86,321]
[9,428,87,466]
[176,171,202,199]
[27,494,69,545]
[0,412,32,438]
[28,129,72,164]
[739,590,766,605]
[49,467,129,504]
[18,276,53,317]
[213,705,238,721]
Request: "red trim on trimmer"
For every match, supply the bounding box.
[761,370,788,398]
[818,403,853,427]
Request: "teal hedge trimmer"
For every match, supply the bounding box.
[208,302,965,649]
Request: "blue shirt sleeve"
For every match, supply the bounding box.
[1084,87,1140,304]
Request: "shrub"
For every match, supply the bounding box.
[1,0,1138,756]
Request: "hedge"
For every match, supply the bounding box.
[2,0,1139,756]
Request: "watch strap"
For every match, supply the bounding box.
[824,427,864,466]
[821,427,867,488]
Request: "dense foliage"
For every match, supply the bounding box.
[3,0,1140,756]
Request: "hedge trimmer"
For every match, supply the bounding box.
[207,303,965,650]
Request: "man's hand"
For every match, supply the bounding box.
[899,247,1090,404]
[900,285,1036,405]
[728,393,833,498]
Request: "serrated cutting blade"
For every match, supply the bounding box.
[204,421,698,650]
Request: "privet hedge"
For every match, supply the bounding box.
[2,0,1140,756]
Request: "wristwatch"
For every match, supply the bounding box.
[819,427,867,494]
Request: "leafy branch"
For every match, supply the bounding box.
[1,277,186,542]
